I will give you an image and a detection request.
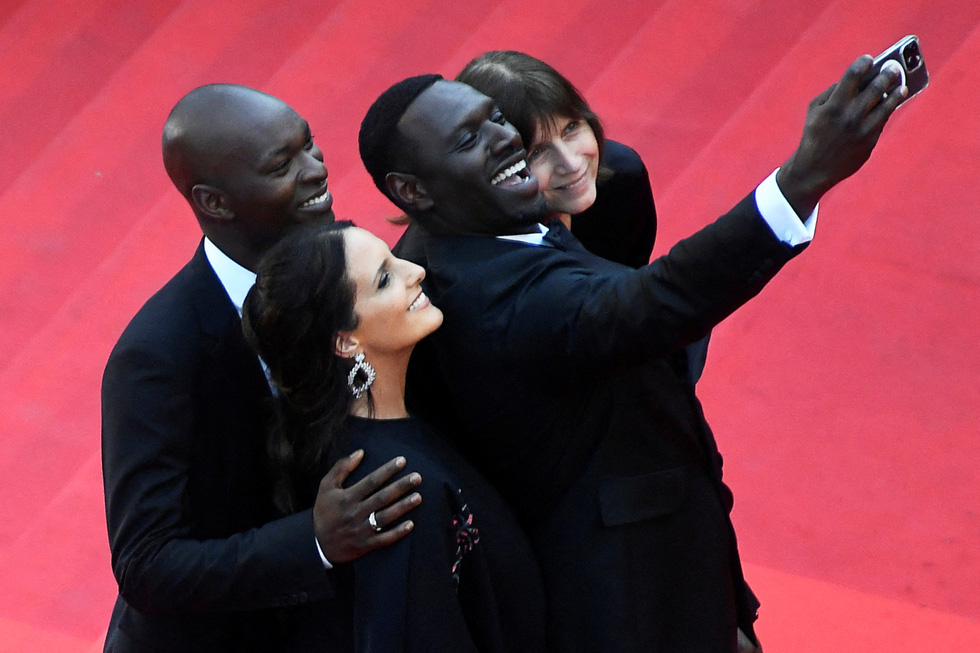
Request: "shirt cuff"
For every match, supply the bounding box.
[755,168,818,246]
[315,536,333,570]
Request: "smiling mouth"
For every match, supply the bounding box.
[491,160,528,186]
[301,189,331,208]
[554,169,590,192]
[408,291,429,311]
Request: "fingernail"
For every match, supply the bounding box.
[411,492,422,504]
[395,456,406,467]
[351,449,364,460]
[404,521,414,531]
[409,473,421,484]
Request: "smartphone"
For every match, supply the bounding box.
[864,35,929,101]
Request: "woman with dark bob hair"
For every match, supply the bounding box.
[243,222,545,652]
[457,50,656,268]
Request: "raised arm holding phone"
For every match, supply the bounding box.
[356,50,915,652]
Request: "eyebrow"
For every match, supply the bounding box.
[469,97,496,122]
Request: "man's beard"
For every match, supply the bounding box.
[512,194,550,228]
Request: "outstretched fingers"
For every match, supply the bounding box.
[313,453,422,563]
[346,455,416,501]
[364,518,415,549]
[344,462,422,554]
[364,473,422,523]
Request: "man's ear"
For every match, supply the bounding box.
[386,172,434,212]
[334,332,360,359]
[191,184,234,221]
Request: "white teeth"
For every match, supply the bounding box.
[408,292,427,311]
[302,190,329,207]
[491,160,526,186]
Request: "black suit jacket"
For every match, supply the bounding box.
[404,194,804,652]
[570,139,710,383]
[101,242,333,652]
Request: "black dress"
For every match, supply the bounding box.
[310,416,546,653]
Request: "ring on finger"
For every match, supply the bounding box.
[368,510,383,533]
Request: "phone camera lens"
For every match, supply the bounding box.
[903,42,922,70]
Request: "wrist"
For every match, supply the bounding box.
[776,157,826,219]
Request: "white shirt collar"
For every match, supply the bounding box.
[203,237,256,314]
[496,223,549,246]
[203,221,553,310]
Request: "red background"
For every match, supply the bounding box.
[0,1,977,650]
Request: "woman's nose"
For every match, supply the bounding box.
[401,259,425,286]
[552,141,576,172]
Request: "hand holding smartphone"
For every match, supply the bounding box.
[863,35,929,102]
[776,43,924,217]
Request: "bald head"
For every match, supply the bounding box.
[162,84,334,270]
[163,84,286,199]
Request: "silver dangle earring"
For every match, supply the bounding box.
[347,352,375,399]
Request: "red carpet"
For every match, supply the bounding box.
[1,0,977,650]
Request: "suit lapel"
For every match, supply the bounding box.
[188,242,272,401]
